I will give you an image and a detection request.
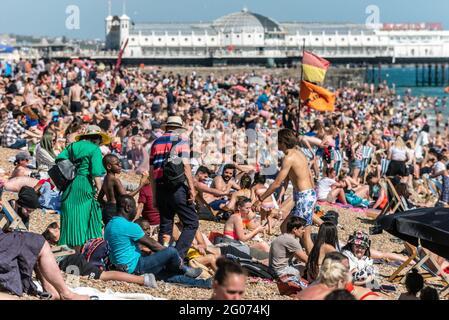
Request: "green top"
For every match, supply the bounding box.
[56,140,105,178]
[55,140,106,248]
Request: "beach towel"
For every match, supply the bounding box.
[34,282,166,300]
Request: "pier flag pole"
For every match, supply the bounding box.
[297,38,306,135]
[115,38,129,73]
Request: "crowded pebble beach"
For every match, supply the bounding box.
[1,56,449,301]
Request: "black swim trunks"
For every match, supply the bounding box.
[70,101,82,113]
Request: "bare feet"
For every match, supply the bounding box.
[59,291,90,300]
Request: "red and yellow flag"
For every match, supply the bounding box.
[302,51,331,83]
[300,80,335,112]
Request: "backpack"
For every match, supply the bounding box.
[81,238,111,271]
[225,254,277,280]
[48,144,77,192]
[161,138,186,189]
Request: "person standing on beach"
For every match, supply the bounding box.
[56,125,110,251]
[68,79,84,116]
[149,116,198,260]
[253,128,317,255]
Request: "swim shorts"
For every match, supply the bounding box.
[70,101,82,113]
[291,189,317,226]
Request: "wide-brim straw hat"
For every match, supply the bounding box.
[75,125,112,145]
[162,116,186,131]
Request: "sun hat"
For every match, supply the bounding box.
[15,152,32,163]
[348,230,371,249]
[75,125,112,145]
[162,116,186,130]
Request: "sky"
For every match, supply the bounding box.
[1,0,449,40]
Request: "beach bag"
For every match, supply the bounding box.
[321,210,339,226]
[81,238,111,271]
[161,139,186,189]
[48,144,76,192]
[277,274,309,296]
[225,254,277,280]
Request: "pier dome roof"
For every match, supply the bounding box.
[212,8,283,33]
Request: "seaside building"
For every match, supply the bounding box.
[104,8,449,64]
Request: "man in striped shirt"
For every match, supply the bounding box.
[149,116,198,260]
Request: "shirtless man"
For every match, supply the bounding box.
[68,79,84,115]
[254,129,318,255]
[212,164,241,193]
[194,166,231,211]
[97,154,149,225]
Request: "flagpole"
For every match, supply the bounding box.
[297,38,306,135]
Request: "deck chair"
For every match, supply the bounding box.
[423,175,441,199]
[389,241,449,297]
[385,178,407,213]
[360,146,374,178]
[369,178,404,221]
[332,149,343,176]
[0,193,27,232]
[388,242,418,283]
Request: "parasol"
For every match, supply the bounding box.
[378,207,449,260]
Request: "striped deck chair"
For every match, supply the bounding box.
[332,149,343,176]
[300,147,314,161]
[380,158,391,177]
[360,146,375,176]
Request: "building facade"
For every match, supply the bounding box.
[104,9,449,62]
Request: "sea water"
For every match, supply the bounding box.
[367,66,449,130]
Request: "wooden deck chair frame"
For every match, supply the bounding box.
[389,241,449,297]
[385,177,407,213]
[0,194,27,232]
[388,242,417,283]
[368,178,407,223]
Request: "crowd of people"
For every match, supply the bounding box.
[0,57,447,300]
